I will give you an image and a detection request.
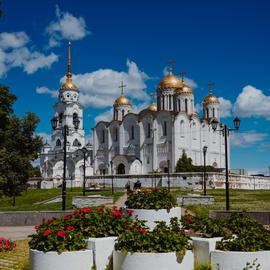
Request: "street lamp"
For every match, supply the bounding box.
[51,116,80,211]
[110,161,114,195]
[203,146,208,196]
[167,159,171,192]
[76,147,88,196]
[211,116,240,211]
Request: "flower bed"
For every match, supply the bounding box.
[114,218,193,270]
[0,237,16,252]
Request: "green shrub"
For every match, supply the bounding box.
[194,263,213,270]
[125,188,176,209]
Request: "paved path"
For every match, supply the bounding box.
[0,226,35,240]
[114,193,127,207]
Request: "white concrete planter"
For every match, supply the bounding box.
[87,236,117,270]
[211,250,270,270]
[130,207,181,230]
[29,249,93,270]
[113,250,194,270]
[191,236,222,265]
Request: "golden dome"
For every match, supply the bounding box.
[60,41,78,92]
[148,103,157,111]
[158,70,183,90]
[114,95,132,106]
[203,94,219,106]
[175,84,193,95]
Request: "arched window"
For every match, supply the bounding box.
[59,113,63,126]
[130,125,135,140]
[178,100,181,111]
[169,95,171,110]
[180,120,185,138]
[122,109,125,119]
[56,139,61,147]
[73,113,78,127]
[162,97,165,110]
[206,108,209,119]
[185,99,188,113]
[212,108,215,117]
[73,139,81,146]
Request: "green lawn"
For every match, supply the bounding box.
[0,187,124,211]
[171,188,270,212]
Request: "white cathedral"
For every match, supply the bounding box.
[41,43,228,183]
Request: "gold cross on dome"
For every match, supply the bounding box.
[150,92,157,102]
[179,70,188,80]
[168,58,174,71]
[209,81,214,94]
[119,81,127,95]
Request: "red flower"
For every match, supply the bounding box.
[81,208,91,214]
[154,187,161,191]
[98,207,105,213]
[35,225,41,230]
[127,209,134,214]
[47,219,54,225]
[143,189,150,193]
[64,214,72,219]
[139,229,147,234]
[67,226,74,231]
[130,226,138,231]
[112,210,123,217]
[186,216,193,222]
[57,231,67,237]
[43,229,52,236]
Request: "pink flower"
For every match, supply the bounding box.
[67,226,74,231]
[81,208,91,214]
[64,214,72,219]
[43,229,52,236]
[35,225,41,230]
[57,231,67,237]
[127,209,134,214]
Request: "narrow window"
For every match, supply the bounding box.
[212,108,215,117]
[102,130,105,143]
[206,108,209,119]
[169,95,171,110]
[122,109,125,119]
[185,99,188,113]
[131,125,135,140]
[163,121,167,136]
[147,123,151,138]
[73,113,78,126]
[56,139,61,147]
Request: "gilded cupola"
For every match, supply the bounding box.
[60,41,78,92]
[203,81,219,106]
[114,81,132,106]
[158,68,183,92]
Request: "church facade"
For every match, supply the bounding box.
[93,68,228,175]
[40,42,93,187]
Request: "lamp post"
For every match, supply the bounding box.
[211,116,240,211]
[51,116,80,211]
[167,159,171,192]
[110,160,114,195]
[76,147,88,196]
[203,146,208,196]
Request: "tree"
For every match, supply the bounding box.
[175,150,216,172]
[0,85,43,205]
[175,151,193,172]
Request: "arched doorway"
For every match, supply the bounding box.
[117,163,125,174]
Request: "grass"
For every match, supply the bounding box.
[171,188,270,212]
[0,240,29,270]
[0,187,124,211]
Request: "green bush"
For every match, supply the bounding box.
[115,218,191,253]
[125,188,176,209]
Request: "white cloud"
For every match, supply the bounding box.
[0,32,58,77]
[219,97,232,118]
[195,103,202,113]
[37,132,51,145]
[46,5,89,47]
[234,85,270,120]
[230,131,268,148]
[36,86,58,98]
[94,109,113,123]
[65,59,150,108]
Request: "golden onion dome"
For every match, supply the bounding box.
[114,95,132,106]
[60,41,78,92]
[203,94,219,106]
[175,84,193,95]
[147,103,157,111]
[158,70,183,91]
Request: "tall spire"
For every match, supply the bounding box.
[60,41,78,91]
[209,81,214,95]
[168,58,174,74]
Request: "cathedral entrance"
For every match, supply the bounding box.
[117,163,125,174]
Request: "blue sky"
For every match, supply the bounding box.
[1,0,270,174]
